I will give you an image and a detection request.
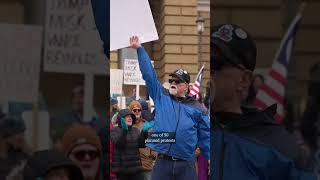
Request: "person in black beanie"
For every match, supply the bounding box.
[110,98,119,119]
[0,115,30,179]
[138,99,154,122]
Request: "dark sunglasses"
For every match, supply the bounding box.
[71,150,99,161]
[132,109,142,113]
[212,58,246,71]
[169,79,183,84]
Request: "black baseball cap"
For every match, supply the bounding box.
[169,68,191,84]
[110,98,118,106]
[211,24,257,71]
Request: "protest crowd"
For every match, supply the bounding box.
[109,87,210,180]
[0,82,108,180]
[2,0,320,180]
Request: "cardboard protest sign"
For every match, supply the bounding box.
[0,24,42,103]
[44,0,107,74]
[110,0,158,50]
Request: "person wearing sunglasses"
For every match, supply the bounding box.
[129,36,210,180]
[210,24,316,180]
[110,109,151,180]
[128,100,157,180]
[62,124,102,180]
[23,150,84,180]
[129,100,155,133]
[129,101,144,129]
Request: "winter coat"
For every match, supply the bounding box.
[136,47,210,161]
[211,105,317,180]
[111,126,148,174]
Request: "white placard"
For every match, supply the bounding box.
[22,111,50,151]
[117,96,127,110]
[0,24,42,103]
[110,0,159,51]
[124,59,144,85]
[123,59,154,85]
[110,69,123,95]
[44,0,107,74]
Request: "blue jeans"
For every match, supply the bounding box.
[144,171,152,180]
[151,159,197,180]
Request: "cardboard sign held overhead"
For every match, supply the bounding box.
[110,0,159,51]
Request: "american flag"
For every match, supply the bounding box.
[189,65,205,96]
[254,10,303,122]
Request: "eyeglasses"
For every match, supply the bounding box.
[71,150,99,161]
[132,109,142,113]
[169,79,183,84]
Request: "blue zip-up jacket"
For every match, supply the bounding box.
[211,106,317,180]
[136,47,210,161]
[91,0,109,59]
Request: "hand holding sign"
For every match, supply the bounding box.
[129,36,141,49]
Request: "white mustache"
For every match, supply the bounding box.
[170,85,177,89]
[169,86,178,95]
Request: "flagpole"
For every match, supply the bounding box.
[255,2,304,122]
[189,64,205,96]
[288,1,306,118]
[195,64,205,81]
[285,1,306,104]
[299,2,306,15]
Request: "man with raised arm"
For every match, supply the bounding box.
[129,36,210,180]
